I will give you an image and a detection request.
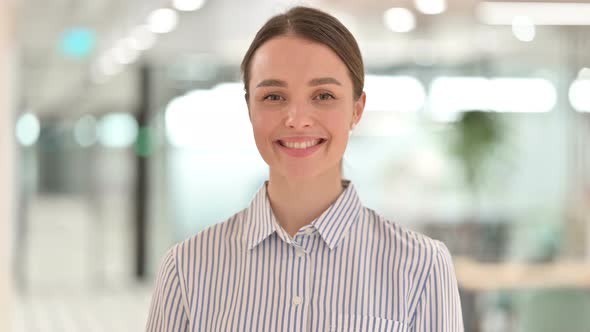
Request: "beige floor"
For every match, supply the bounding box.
[12,193,156,332]
[12,287,153,332]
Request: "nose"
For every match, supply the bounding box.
[284,103,313,129]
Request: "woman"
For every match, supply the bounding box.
[146,6,463,332]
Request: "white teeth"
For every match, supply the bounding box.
[281,139,322,149]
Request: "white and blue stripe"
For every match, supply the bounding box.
[146,180,463,331]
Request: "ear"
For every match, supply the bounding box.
[351,92,366,129]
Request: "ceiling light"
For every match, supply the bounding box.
[364,75,425,112]
[172,0,206,12]
[429,77,557,114]
[16,112,40,146]
[129,25,157,50]
[577,67,590,80]
[430,77,490,115]
[478,2,590,25]
[166,84,253,149]
[414,0,446,15]
[59,28,96,58]
[112,41,140,65]
[383,8,416,33]
[148,8,178,34]
[97,113,139,148]
[490,78,556,112]
[511,15,535,42]
[569,79,590,112]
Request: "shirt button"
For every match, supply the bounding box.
[295,248,306,258]
[304,228,314,235]
[293,296,303,305]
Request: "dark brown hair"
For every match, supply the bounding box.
[240,6,365,101]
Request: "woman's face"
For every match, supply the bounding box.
[247,35,365,179]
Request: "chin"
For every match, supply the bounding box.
[274,162,340,180]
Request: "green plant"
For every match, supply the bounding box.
[450,111,504,195]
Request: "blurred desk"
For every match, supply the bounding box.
[455,256,590,290]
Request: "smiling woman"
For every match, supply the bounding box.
[247,34,363,188]
[146,6,464,332]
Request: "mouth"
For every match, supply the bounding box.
[276,138,327,149]
[274,138,328,158]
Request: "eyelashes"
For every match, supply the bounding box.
[314,92,335,101]
[261,92,336,103]
[263,94,284,102]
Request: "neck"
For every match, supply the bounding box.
[267,168,344,238]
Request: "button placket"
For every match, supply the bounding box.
[292,296,303,305]
[290,229,317,330]
[296,248,306,258]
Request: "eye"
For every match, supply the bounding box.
[263,94,284,101]
[314,92,335,101]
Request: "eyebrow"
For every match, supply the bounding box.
[256,79,287,88]
[255,77,342,88]
[309,77,342,86]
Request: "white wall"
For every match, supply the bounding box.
[0,1,16,330]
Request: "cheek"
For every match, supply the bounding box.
[322,111,352,137]
[250,113,276,142]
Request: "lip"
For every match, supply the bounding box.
[274,138,327,158]
[276,136,327,143]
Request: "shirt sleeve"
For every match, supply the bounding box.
[410,241,464,332]
[146,246,189,332]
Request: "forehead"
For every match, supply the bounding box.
[249,35,351,86]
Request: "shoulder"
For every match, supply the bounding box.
[168,208,249,262]
[361,207,457,312]
[360,207,451,273]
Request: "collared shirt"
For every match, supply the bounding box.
[146,180,464,332]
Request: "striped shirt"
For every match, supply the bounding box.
[146,180,464,331]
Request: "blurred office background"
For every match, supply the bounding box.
[1,0,590,331]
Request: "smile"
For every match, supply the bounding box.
[275,138,327,157]
[278,139,325,149]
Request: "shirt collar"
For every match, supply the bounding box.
[245,180,363,251]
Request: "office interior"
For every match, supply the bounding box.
[1,0,590,331]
